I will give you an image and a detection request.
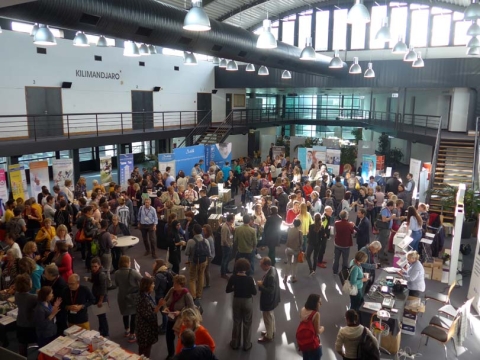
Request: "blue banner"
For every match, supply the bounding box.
[361,154,377,181]
[298,147,307,173]
[205,143,232,169]
[159,153,176,177]
[173,144,206,177]
[119,153,134,189]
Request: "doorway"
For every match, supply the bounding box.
[440,95,451,129]
[197,92,212,123]
[226,93,232,118]
[25,87,63,138]
[386,97,398,122]
[131,91,154,130]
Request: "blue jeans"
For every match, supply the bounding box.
[410,230,422,252]
[333,246,350,275]
[303,346,322,360]
[236,252,254,275]
[221,246,232,276]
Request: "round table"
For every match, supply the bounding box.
[115,236,140,247]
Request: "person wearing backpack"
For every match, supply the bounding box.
[335,309,378,360]
[296,293,324,360]
[185,224,211,301]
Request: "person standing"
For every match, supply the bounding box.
[202,224,215,289]
[174,329,220,360]
[306,214,325,276]
[404,173,415,207]
[385,172,400,195]
[41,264,68,336]
[220,214,235,279]
[137,198,158,258]
[354,208,370,250]
[257,257,280,343]
[34,286,62,347]
[234,214,257,276]
[348,252,369,312]
[317,207,333,268]
[397,250,425,297]
[62,274,95,330]
[332,211,354,275]
[284,219,302,284]
[263,206,283,266]
[298,294,324,360]
[378,200,396,260]
[14,274,38,356]
[185,224,211,301]
[406,206,423,252]
[87,257,110,337]
[359,241,382,294]
[97,220,117,289]
[276,187,289,219]
[226,258,257,351]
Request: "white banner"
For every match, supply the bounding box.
[409,158,422,201]
[468,215,480,314]
[100,156,113,185]
[29,161,50,198]
[52,159,74,189]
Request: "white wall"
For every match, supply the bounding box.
[211,89,246,123]
[411,143,433,164]
[449,88,470,132]
[0,30,223,138]
[227,134,248,159]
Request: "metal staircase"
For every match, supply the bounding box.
[178,111,234,147]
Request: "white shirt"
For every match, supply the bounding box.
[51,234,74,252]
[10,243,23,259]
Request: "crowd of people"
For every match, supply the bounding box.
[0,150,433,360]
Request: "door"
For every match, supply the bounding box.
[441,95,451,129]
[197,92,212,123]
[131,91,154,130]
[226,93,232,118]
[25,87,63,138]
[386,97,398,122]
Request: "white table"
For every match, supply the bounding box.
[115,236,140,248]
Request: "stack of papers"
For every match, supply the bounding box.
[383,267,399,274]
[363,302,382,311]
[64,325,86,339]
[39,336,75,357]
[7,308,18,319]
[0,315,16,325]
[78,330,100,344]
[106,347,133,360]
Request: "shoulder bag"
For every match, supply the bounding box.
[341,265,358,296]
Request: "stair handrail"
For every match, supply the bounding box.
[206,111,234,143]
[426,116,443,204]
[177,110,212,148]
[473,117,480,189]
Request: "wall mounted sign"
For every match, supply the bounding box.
[76,70,120,80]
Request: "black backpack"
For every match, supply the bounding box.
[357,327,380,360]
[193,238,210,264]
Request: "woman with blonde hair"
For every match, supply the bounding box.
[296,203,313,251]
[397,250,425,297]
[175,307,215,354]
[75,177,87,199]
[215,170,224,185]
[293,167,302,183]
[35,218,56,254]
[61,179,74,203]
[23,241,40,262]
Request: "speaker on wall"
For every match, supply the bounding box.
[62,82,72,89]
[212,89,218,94]
[153,86,161,92]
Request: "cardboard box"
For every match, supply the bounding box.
[219,189,231,203]
[165,206,185,221]
[402,311,417,326]
[433,258,443,267]
[432,267,443,281]
[404,296,425,313]
[423,264,433,279]
[380,330,401,354]
[208,214,223,232]
[401,323,416,336]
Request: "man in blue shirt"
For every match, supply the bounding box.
[137,198,158,258]
[378,200,396,261]
[222,161,231,182]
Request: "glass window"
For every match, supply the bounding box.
[389,6,408,47]
[410,9,429,47]
[79,148,93,161]
[370,5,388,49]
[282,15,296,45]
[271,21,279,40]
[18,152,55,168]
[315,10,330,50]
[351,21,366,49]
[431,7,451,15]
[431,14,452,46]
[454,21,470,45]
[453,11,465,21]
[298,11,313,48]
[333,9,348,50]
[99,145,116,158]
[132,142,144,154]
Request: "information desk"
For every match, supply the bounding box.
[359,270,408,337]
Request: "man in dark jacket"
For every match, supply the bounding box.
[354,208,371,250]
[258,257,280,343]
[275,187,288,219]
[87,257,109,337]
[263,207,283,266]
[174,329,219,360]
[331,176,346,203]
[196,189,211,225]
[317,206,333,268]
[385,172,400,195]
[62,273,95,330]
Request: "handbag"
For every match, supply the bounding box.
[75,220,92,243]
[341,266,358,296]
[297,251,304,263]
[375,214,389,230]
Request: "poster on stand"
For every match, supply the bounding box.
[272,146,285,160]
[173,144,205,178]
[409,158,422,201]
[312,146,327,166]
[468,215,480,314]
[205,143,232,169]
[326,148,341,175]
[29,161,50,198]
[159,153,176,177]
[361,155,377,180]
[0,169,9,213]
[8,164,28,201]
[100,156,113,185]
[119,154,134,190]
[52,159,74,189]
[376,155,385,171]
[298,148,307,173]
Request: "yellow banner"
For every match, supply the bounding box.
[8,164,25,201]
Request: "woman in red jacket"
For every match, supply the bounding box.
[53,241,73,282]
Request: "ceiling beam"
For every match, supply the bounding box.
[217,0,269,22]
[0,0,36,8]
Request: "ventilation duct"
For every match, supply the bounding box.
[0,0,347,77]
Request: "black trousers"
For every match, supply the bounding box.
[166,320,176,357]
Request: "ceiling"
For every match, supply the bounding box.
[157,0,470,31]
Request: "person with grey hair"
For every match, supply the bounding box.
[234,214,257,276]
[359,241,382,294]
[397,250,425,297]
[332,210,355,275]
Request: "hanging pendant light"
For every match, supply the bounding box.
[33,24,57,46]
[149,45,157,54]
[300,37,316,60]
[183,0,211,31]
[123,41,140,57]
[256,19,277,49]
[219,58,228,68]
[375,18,391,42]
[246,63,256,72]
[212,57,220,65]
[226,60,238,71]
[281,70,292,79]
[364,62,375,78]
[258,65,269,76]
[73,32,89,47]
[139,43,151,55]
[467,36,480,48]
[30,23,39,37]
[347,0,370,24]
[184,52,198,65]
[329,50,343,68]
[392,36,408,54]
[465,0,480,21]
[404,46,416,61]
[467,46,480,55]
[412,52,424,68]
[97,36,108,47]
[0,26,2,34]
[349,57,362,74]
[467,21,480,36]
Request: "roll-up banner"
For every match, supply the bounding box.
[159,153,176,177]
[119,154,134,190]
[298,148,307,173]
[409,158,422,201]
[100,156,113,185]
[361,155,377,180]
[52,159,74,189]
[272,146,285,160]
[9,164,28,201]
[326,148,341,176]
[205,143,232,169]
[29,161,50,198]
[173,144,205,177]
[0,169,9,214]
